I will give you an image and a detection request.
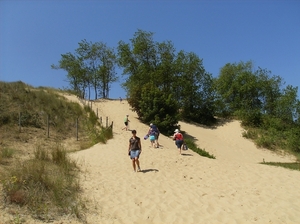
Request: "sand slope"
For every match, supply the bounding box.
[67,98,300,224]
[2,96,299,224]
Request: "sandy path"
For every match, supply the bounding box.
[65,98,300,224]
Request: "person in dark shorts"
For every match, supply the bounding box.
[128,130,142,172]
[173,129,184,155]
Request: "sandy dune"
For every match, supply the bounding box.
[65,97,299,224]
[2,96,300,224]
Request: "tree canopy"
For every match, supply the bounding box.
[117,30,215,133]
[52,30,300,152]
[52,40,117,99]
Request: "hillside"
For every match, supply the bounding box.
[1,88,300,224]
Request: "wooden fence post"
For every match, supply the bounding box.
[19,111,21,132]
[76,117,79,141]
[106,117,108,128]
[47,114,50,138]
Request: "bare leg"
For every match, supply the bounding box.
[135,159,141,171]
[132,159,136,171]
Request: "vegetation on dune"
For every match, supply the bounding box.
[50,29,300,164]
[117,30,216,134]
[183,138,216,159]
[1,144,85,221]
[0,81,113,222]
[260,161,300,171]
[51,39,118,100]
[116,30,300,163]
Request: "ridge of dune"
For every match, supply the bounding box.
[11,95,299,224]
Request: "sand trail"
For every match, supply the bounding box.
[58,97,300,224]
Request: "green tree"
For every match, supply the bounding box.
[139,83,179,133]
[76,39,118,99]
[52,40,117,99]
[274,85,299,124]
[117,30,179,131]
[118,29,216,129]
[174,51,215,124]
[215,61,264,126]
[51,53,87,98]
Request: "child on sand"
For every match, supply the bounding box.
[148,128,156,148]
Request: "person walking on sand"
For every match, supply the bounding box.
[128,130,142,172]
[122,114,130,131]
[148,127,157,148]
[173,129,184,155]
[149,123,160,148]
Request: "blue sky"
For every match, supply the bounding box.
[1,0,299,99]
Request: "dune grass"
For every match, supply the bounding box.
[183,138,216,159]
[1,143,86,221]
[0,81,114,222]
[243,127,300,171]
[1,147,15,159]
[260,161,300,171]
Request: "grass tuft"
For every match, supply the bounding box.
[1,143,85,221]
[1,147,15,159]
[260,161,300,171]
[184,138,216,159]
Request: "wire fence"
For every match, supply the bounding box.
[16,111,113,141]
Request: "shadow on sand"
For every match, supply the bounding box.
[181,153,193,156]
[141,169,159,173]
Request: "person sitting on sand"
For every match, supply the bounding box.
[128,130,142,172]
[173,129,184,155]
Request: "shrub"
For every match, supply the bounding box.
[286,128,300,153]
[256,135,276,150]
[1,144,85,221]
[242,129,258,139]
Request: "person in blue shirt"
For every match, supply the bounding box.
[149,123,160,148]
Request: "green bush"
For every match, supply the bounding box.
[256,134,276,150]
[286,128,300,153]
[235,110,262,127]
[242,129,258,139]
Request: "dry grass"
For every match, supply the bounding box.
[0,81,113,223]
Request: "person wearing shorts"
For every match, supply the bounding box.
[122,114,130,131]
[149,123,160,148]
[128,130,142,172]
[173,129,184,155]
[149,129,156,148]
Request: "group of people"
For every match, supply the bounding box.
[145,123,160,148]
[127,119,185,172]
